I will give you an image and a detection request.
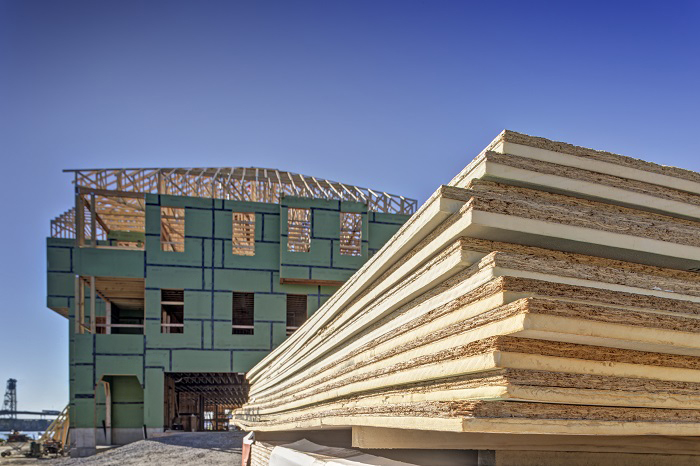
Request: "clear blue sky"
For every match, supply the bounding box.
[0,0,699,412]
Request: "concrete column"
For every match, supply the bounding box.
[69,428,96,458]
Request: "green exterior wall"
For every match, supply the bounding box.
[47,194,409,431]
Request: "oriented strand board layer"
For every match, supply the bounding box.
[485,152,700,208]
[235,131,700,448]
[449,129,700,189]
[239,249,700,434]
[248,244,700,404]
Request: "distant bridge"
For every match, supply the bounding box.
[0,418,52,432]
[0,410,59,431]
[1,378,60,431]
[0,410,60,417]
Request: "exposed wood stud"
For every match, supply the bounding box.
[52,167,416,239]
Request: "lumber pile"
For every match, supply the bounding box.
[234,131,700,455]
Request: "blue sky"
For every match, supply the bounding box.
[0,0,699,412]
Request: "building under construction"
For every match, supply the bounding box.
[46,167,415,457]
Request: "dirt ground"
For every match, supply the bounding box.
[0,431,244,466]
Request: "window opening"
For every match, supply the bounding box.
[232,213,255,256]
[340,212,362,256]
[75,276,145,335]
[161,289,184,333]
[95,316,107,334]
[161,207,185,252]
[232,292,254,335]
[287,208,311,252]
[286,294,307,335]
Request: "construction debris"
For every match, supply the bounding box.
[233,131,700,464]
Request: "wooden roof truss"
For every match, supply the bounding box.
[340,212,363,256]
[51,167,417,239]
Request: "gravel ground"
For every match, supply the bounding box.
[0,432,244,466]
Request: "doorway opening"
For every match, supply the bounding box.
[163,372,248,431]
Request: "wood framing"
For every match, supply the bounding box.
[232,212,256,256]
[339,212,362,256]
[50,167,417,240]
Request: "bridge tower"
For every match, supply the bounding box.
[2,378,17,419]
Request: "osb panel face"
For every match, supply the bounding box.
[499,275,699,313]
[485,151,700,207]
[459,236,700,285]
[524,298,700,332]
[254,246,700,408]
[243,244,700,410]
[468,180,700,248]
[247,329,700,412]
[241,399,700,425]
[500,130,700,184]
[233,134,700,436]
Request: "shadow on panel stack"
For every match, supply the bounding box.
[235,131,700,466]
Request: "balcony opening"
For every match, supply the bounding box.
[340,212,362,256]
[75,277,145,334]
[287,208,311,253]
[67,190,146,250]
[232,212,255,256]
[161,207,185,252]
[286,294,307,335]
[232,292,254,335]
[161,289,184,334]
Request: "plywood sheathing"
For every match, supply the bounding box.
[484,152,700,208]
[242,248,696,422]
[450,130,700,187]
[245,290,700,406]
[250,238,700,394]
[248,243,700,401]
[235,131,700,446]
[467,180,700,248]
[242,335,700,415]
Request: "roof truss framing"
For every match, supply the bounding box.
[51,167,416,239]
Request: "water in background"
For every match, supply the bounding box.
[0,431,43,441]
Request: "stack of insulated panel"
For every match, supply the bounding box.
[234,131,700,447]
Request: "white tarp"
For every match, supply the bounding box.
[268,439,420,466]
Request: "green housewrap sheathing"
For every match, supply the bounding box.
[46,194,410,434]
